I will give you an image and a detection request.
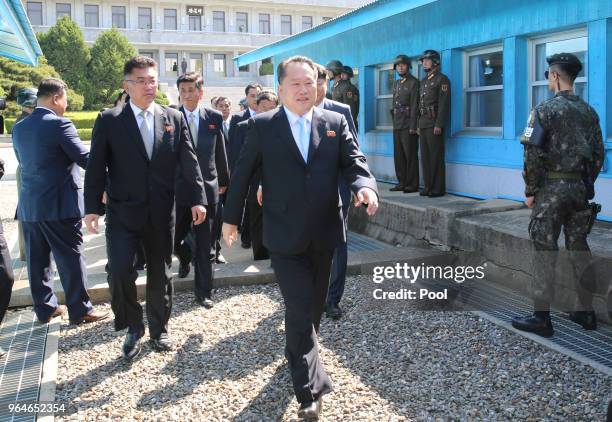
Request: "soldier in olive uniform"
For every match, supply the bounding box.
[325,60,344,100]
[418,50,450,197]
[512,53,604,337]
[389,55,420,192]
[340,65,360,129]
[15,88,37,124]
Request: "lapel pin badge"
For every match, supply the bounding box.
[208,124,217,129]
[164,125,173,133]
[327,130,336,137]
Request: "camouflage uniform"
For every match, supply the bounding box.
[391,72,419,191]
[521,90,604,310]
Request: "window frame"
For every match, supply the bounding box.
[165,52,179,77]
[137,7,152,30]
[258,13,270,34]
[111,5,126,29]
[462,44,504,131]
[213,54,226,75]
[528,28,588,110]
[163,8,177,30]
[27,1,43,25]
[84,4,99,28]
[301,16,312,31]
[280,14,292,36]
[212,11,225,32]
[236,12,248,33]
[374,63,394,130]
[188,15,201,31]
[56,3,71,20]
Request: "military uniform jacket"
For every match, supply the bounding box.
[391,75,419,131]
[520,90,604,197]
[418,70,451,129]
[332,79,359,123]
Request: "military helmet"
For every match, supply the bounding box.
[546,52,582,79]
[325,60,344,75]
[419,49,440,65]
[341,66,354,78]
[16,87,37,108]
[393,54,411,70]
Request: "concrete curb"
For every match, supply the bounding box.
[37,317,60,422]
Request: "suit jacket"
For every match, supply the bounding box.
[232,120,261,201]
[225,106,378,254]
[84,102,205,230]
[227,109,251,170]
[12,108,88,222]
[176,106,229,207]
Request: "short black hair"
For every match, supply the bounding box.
[277,56,316,84]
[549,64,578,83]
[177,72,204,90]
[245,83,263,96]
[315,63,328,81]
[123,56,157,77]
[37,78,67,99]
[215,96,231,106]
[256,90,279,106]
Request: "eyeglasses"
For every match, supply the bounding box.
[125,79,157,87]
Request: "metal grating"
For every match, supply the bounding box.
[0,311,47,422]
[347,231,391,252]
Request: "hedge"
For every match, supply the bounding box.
[76,128,92,141]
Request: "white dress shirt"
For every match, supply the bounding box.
[248,108,257,117]
[284,106,313,161]
[129,101,155,147]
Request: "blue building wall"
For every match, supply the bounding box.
[253,0,612,219]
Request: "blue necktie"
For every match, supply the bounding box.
[297,117,309,162]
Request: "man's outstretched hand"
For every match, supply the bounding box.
[353,187,379,216]
[222,223,239,247]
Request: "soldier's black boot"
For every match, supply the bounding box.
[568,311,597,330]
[511,311,554,337]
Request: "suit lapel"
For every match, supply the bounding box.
[307,107,326,164]
[152,104,165,160]
[276,107,306,167]
[196,106,209,155]
[119,104,149,162]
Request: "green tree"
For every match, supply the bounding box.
[37,17,90,95]
[87,29,136,107]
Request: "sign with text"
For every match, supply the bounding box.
[186,6,203,16]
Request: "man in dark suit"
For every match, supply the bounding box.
[175,72,229,309]
[0,158,14,357]
[12,79,107,325]
[225,83,263,250]
[236,90,280,261]
[84,57,206,360]
[223,56,378,420]
[314,64,357,321]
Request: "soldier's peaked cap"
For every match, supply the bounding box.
[546,53,582,78]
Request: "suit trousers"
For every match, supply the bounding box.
[106,218,173,338]
[393,129,419,190]
[327,202,349,306]
[270,246,334,403]
[211,194,224,258]
[174,204,216,299]
[0,221,14,324]
[419,128,446,195]
[248,197,268,260]
[22,219,92,322]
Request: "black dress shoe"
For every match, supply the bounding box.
[390,185,404,192]
[150,334,173,352]
[428,192,446,197]
[403,188,418,193]
[326,303,343,320]
[297,397,322,420]
[568,311,597,330]
[123,328,144,360]
[241,240,251,249]
[178,261,191,278]
[196,296,214,309]
[419,190,430,196]
[511,313,554,337]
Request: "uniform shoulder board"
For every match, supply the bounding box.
[520,110,546,148]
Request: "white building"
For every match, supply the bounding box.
[23,0,368,102]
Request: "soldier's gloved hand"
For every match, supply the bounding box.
[433,126,442,135]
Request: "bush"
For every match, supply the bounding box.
[259,62,274,76]
[155,91,170,106]
[5,118,16,133]
[76,128,92,141]
[67,89,84,111]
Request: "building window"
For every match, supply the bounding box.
[26,2,43,25]
[530,30,587,108]
[112,6,126,29]
[375,65,394,129]
[164,9,177,30]
[165,52,179,77]
[239,64,250,73]
[139,51,154,58]
[189,15,201,31]
[56,3,71,19]
[190,53,203,76]
[236,12,248,33]
[259,14,270,34]
[464,47,503,129]
[138,7,152,30]
[84,4,99,28]
[214,54,226,75]
[322,17,332,22]
[281,15,292,35]
[301,16,312,31]
[213,11,225,32]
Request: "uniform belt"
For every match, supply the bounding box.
[546,171,582,180]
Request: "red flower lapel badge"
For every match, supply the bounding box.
[327,130,336,137]
[208,124,217,130]
[164,124,173,133]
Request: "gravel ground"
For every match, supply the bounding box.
[54,275,612,421]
